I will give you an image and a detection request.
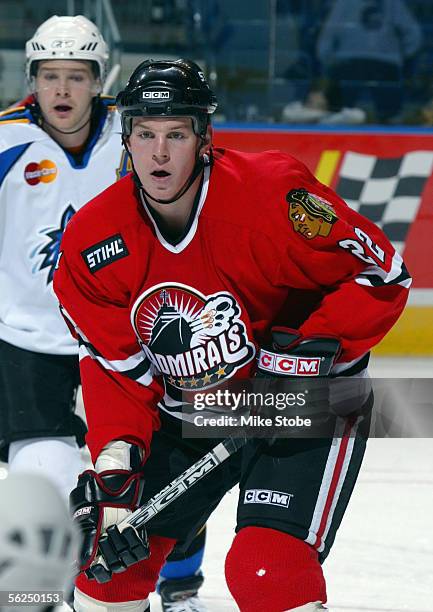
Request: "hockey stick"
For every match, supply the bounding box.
[119,435,246,531]
[87,435,247,575]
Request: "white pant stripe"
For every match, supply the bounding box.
[305,417,356,549]
[317,419,359,553]
[304,418,346,546]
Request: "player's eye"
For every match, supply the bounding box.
[136,130,153,139]
[69,74,85,82]
[168,131,186,140]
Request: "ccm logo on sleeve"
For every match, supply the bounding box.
[81,234,129,273]
[258,349,321,376]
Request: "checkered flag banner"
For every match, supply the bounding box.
[335,151,433,254]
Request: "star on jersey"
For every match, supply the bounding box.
[33,204,76,284]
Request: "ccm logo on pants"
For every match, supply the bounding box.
[244,489,293,508]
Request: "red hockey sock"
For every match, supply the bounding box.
[76,535,176,602]
[225,527,326,611]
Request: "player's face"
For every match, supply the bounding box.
[34,60,99,132]
[128,117,208,202]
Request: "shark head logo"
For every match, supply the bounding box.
[33,204,76,284]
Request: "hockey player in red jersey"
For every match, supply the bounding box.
[54,59,411,611]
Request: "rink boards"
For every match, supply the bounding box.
[214,125,433,356]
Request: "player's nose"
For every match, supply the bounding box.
[54,77,71,97]
[152,135,169,163]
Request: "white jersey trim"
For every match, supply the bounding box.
[139,164,210,254]
[355,250,412,288]
[61,305,153,386]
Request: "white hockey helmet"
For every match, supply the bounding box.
[25,15,108,84]
[0,473,79,612]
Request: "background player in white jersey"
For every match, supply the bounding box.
[0,472,77,612]
[0,16,207,611]
[0,13,119,498]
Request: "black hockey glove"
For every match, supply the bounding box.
[251,328,342,437]
[70,443,149,584]
[256,327,341,378]
[254,328,372,434]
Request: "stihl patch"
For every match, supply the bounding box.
[81,234,129,273]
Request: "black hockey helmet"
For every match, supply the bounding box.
[116,59,218,138]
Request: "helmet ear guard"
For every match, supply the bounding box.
[116,59,217,138]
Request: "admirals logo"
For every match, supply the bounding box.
[132,283,255,389]
[32,204,75,284]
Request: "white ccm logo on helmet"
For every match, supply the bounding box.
[142,91,171,100]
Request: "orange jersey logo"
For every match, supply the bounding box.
[24,160,58,185]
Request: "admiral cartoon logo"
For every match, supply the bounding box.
[81,234,129,273]
[24,160,57,186]
[131,283,256,390]
[286,188,338,240]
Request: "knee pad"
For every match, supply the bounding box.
[74,588,149,611]
[8,437,83,501]
[225,527,326,612]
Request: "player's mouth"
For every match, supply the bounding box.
[151,170,171,182]
[53,104,73,117]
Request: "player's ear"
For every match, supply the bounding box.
[204,125,213,148]
[92,77,103,95]
[200,126,213,160]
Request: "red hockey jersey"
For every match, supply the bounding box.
[54,148,410,461]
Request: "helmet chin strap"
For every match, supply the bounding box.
[41,115,91,135]
[122,135,209,205]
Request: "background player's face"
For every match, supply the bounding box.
[128,117,207,202]
[35,60,99,133]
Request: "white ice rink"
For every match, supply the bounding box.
[149,356,433,612]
